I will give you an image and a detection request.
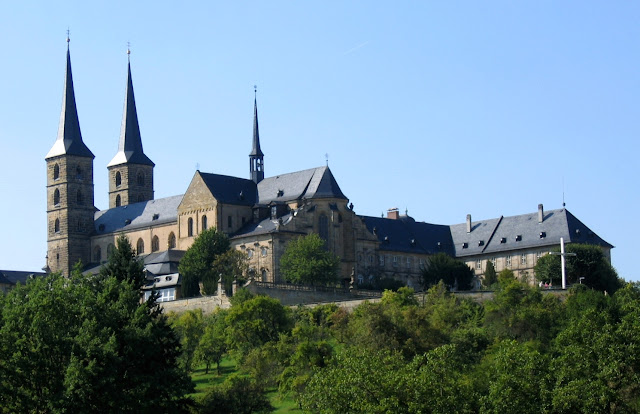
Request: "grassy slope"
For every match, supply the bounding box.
[189,358,304,413]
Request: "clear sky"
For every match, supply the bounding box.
[0,2,638,281]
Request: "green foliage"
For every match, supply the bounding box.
[280,234,340,285]
[480,340,552,414]
[225,295,292,359]
[171,309,205,371]
[99,234,146,289]
[179,228,231,297]
[534,243,622,293]
[483,260,497,289]
[0,271,192,413]
[381,286,419,308]
[497,268,515,284]
[194,374,273,414]
[194,310,228,374]
[208,249,248,295]
[421,252,474,291]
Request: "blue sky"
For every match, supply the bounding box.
[0,2,638,281]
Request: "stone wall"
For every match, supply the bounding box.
[159,294,231,315]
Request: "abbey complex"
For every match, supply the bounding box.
[42,43,613,301]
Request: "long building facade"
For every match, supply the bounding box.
[45,44,613,293]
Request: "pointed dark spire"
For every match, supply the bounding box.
[250,87,263,157]
[108,53,154,167]
[46,37,94,159]
[249,86,264,183]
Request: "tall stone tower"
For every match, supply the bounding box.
[45,39,95,276]
[249,89,264,183]
[107,52,154,208]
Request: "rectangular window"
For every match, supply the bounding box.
[228,216,232,229]
[157,288,176,303]
[506,256,512,267]
[419,259,425,269]
[406,257,412,268]
[393,256,398,267]
[369,255,374,265]
[521,254,527,265]
[379,255,385,266]
[476,260,482,270]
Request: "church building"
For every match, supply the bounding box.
[45,42,613,297]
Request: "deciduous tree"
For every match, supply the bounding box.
[280,234,340,285]
[178,228,230,297]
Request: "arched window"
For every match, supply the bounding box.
[53,164,60,180]
[115,194,121,207]
[188,217,194,237]
[76,189,84,205]
[94,246,102,263]
[168,232,176,249]
[261,268,267,282]
[107,243,115,257]
[151,236,160,252]
[136,238,144,255]
[54,218,60,233]
[76,166,83,180]
[53,189,60,206]
[115,171,122,187]
[318,214,329,242]
[202,215,207,231]
[77,219,83,232]
[137,172,145,186]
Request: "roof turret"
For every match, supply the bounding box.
[249,89,263,157]
[108,54,154,167]
[46,39,94,160]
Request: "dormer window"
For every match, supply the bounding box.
[478,240,485,246]
[575,229,581,237]
[539,232,546,239]
[462,242,468,249]
[515,235,522,242]
[277,190,284,197]
[500,237,507,244]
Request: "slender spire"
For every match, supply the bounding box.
[46,35,94,159]
[249,86,264,183]
[108,48,154,167]
[250,86,263,157]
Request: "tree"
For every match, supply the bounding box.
[195,374,273,414]
[225,295,292,359]
[0,271,193,413]
[194,310,228,375]
[280,234,340,285]
[99,234,146,289]
[534,244,622,293]
[483,260,497,289]
[209,249,248,295]
[178,227,230,297]
[171,309,205,371]
[421,253,474,291]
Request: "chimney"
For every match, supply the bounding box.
[387,208,399,220]
[466,214,472,233]
[538,204,544,223]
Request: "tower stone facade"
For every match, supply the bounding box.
[45,42,95,276]
[107,58,154,208]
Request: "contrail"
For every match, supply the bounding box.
[342,41,369,56]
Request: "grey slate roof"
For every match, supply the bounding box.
[143,250,185,275]
[231,213,300,239]
[0,270,47,286]
[107,62,154,167]
[451,208,613,258]
[200,173,257,206]
[94,194,183,234]
[360,208,612,259]
[46,47,94,160]
[257,166,347,205]
[361,215,455,255]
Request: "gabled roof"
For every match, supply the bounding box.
[107,61,154,167]
[0,270,47,286]
[142,250,185,276]
[451,208,613,257]
[257,166,347,205]
[199,173,257,206]
[231,212,301,239]
[46,46,94,160]
[361,215,455,255]
[94,194,183,234]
